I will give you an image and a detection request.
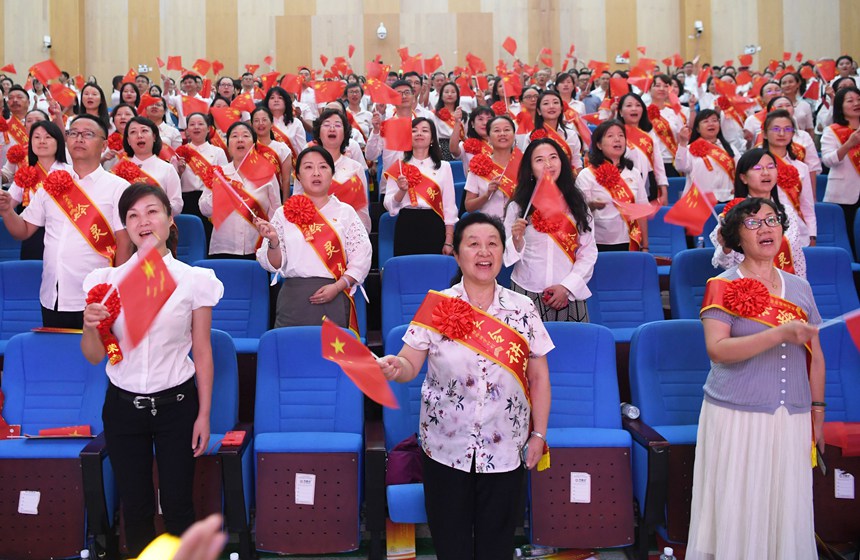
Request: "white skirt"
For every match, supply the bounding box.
[686,401,816,560]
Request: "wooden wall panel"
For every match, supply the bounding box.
[756,0,783,67]
[312,14,365,71]
[606,0,636,70]
[638,0,681,66]
[400,12,457,69]
[5,0,50,80]
[456,12,493,70]
[448,0,482,12]
[206,0,238,77]
[484,0,531,66]
[275,15,312,74]
[128,0,160,75]
[237,0,283,74]
[559,0,606,66]
[363,14,400,69]
[0,0,4,70]
[710,0,756,68]
[161,0,207,76]
[364,0,399,11]
[678,0,710,65]
[84,0,128,85]
[49,0,85,77]
[840,0,860,59]
[527,0,560,69]
[782,0,839,61]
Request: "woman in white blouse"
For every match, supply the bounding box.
[432,81,465,161]
[778,72,815,137]
[821,86,860,245]
[199,121,281,259]
[647,75,685,176]
[504,137,597,322]
[384,117,458,257]
[616,92,669,204]
[250,106,292,200]
[144,97,182,150]
[81,183,223,556]
[102,104,136,172]
[119,116,183,215]
[463,115,520,219]
[263,86,307,160]
[675,109,739,203]
[531,91,583,171]
[255,146,371,329]
[765,96,822,187]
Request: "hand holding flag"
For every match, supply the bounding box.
[322,319,398,408]
[118,245,177,349]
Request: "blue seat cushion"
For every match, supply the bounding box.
[547,427,632,448]
[0,339,8,356]
[652,424,698,445]
[610,327,638,343]
[658,265,671,277]
[0,438,95,459]
[233,338,259,354]
[852,263,860,273]
[254,432,362,453]
[386,483,427,523]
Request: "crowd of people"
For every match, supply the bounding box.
[0,49,858,559]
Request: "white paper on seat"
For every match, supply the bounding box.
[295,473,316,505]
[18,490,40,515]
[835,469,855,500]
[570,472,591,503]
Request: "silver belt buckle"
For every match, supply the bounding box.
[133,396,157,416]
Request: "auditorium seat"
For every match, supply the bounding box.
[174,214,207,265]
[0,217,22,263]
[669,249,722,319]
[814,202,852,255]
[0,260,43,356]
[803,247,859,319]
[378,212,396,268]
[449,159,465,184]
[666,177,685,205]
[649,207,688,279]
[815,173,827,202]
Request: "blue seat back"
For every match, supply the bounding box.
[666,176,686,205]
[545,323,621,430]
[1,333,108,433]
[175,214,207,265]
[450,160,465,184]
[699,203,725,248]
[381,255,460,340]
[819,322,860,422]
[382,325,428,450]
[816,173,828,202]
[586,252,663,329]
[649,207,687,259]
[814,202,852,254]
[629,320,710,428]
[454,182,466,214]
[669,249,722,319]
[209,329,239,435]
[855,211,860,262]
[0,217,22,262]
[378,212,396,268]
[194,260,269,339]
[254,327,363,435]
[0,260,43,341]
[803,247,860,319]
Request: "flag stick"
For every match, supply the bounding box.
[213,169,258,219]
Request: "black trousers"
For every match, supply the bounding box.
[41,305,83,329]
[102,378,199,556]
[422,452,524,560]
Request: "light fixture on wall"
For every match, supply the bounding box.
[688,20,704,39]
[43,35,52,50]
[376,22,387,40]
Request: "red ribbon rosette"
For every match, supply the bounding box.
[529,128,548,141]
[14,165,39,190]
[463,138,485,155]
[491,101,507,116]
[720,197,746,219]
[689,141,709,158]
[175,144,193,161]
[593,162,622,189]
[85,283,123,365]
[6,143,26,165]
[531,209,562,234]
[436,108,452,122]
[647,104,661,121]
[468,153,494,178]
[43,170,74,198]
[777,164,801,190]
[283,194,316,226]
[113,160,144,183]
[107,133,123,153]
[723,277,770,317]
[431,297,476,340]
[404,164,423,190]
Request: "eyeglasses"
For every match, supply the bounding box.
[321,122,344,129]
[769,126,794,134]
[66,130,105,140]
[742,215,782,230]
[750,163,777,172]
[521,95,539,100]
[396,89,413,98]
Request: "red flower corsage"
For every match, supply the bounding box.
[112,160,143,183]
[531,209,562,233]
[175,144,193,160]
[43,170,74,197]
[436,108,452,122]
[14,165,39,190]
[716,96,732,111]
[432,297,476,340]
[592,162,622,188]
[647,104,661,121]
[403,164,423,189]
[777,164,801,189]
[469,153,494,177]
[6,143,26,165]
[283,194,316,225]
[720,197,746,218]
[689,140,710,158]
[107,133,123,152]
[0,117,7,132]
[85,283,123,365]
[529,128,548,141]
[491,101,507,116]
[723,278,770,317]
[463,138,485,155]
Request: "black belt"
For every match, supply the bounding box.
[111,377,195,416]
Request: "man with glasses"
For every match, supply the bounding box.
[1,86,31,169]
[0,114,131,328]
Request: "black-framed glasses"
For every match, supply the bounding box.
[742,215,782,230]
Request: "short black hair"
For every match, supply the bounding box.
[71,113,109,138]
[721,197,786,254]
[312,108,351,154]
[28,120,67,166]
[123,116,162,157]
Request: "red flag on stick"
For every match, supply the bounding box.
[237,148,278,187]
[663,184,718,235]
[0,63,16,74]
[209,106,241,133]
[816,60,836,82]
[529,173,567,222]
[192,58,211,76]
[365,78,402,105]
[803,81,821,101]
[167,56,183,71]
[48,83,78,107]
[312,81,346,103]
[244,64,260,75]
[321,319,398,408]
[210,171,247,228]
[381,117,413,152]
[156,57,165,69]
[230,93,256,113]
[121,68,138,84]
[348,44,356,58]
[181,95,210,116]
[212,60,224,76]
[279,74,304,95]
[30,59,62,84]
[137,94,161,115]
[502,37,517,56]
[118,245,178,349]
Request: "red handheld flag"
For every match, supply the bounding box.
[566,44,576,58]
[401,54,424,74]
[738,54,753,67]
[365,78,402,105]
[321,319,398,409]
[424,54,443,75]
[181,95,210,116]
[621,50,631,59]
[795,52,804,63]
[260,71,279,93]
[455,76,476,97]
[539,48,553,67]
[783,51,792,62]
[380,117,413,152]
[663,184,718,235]
[637,46,647,56]
[264,55,273,67]
[48,83,78,107]
[845,309,860,351]
[137,94,161,115]
[118,245,178,349]
[503,37,517,56]
[673,53,684,68]
[244,63,259,75]
[614,200,659,221]
[230,93,256,113]
[192,58,211,76]
[312,81,346,103]
[348,44,356,58]
[697,67,712,87]
[816,59,836,82]
[530,173,567,222]
[121,68,138,84]
[502,73,522,97]
[209,106,241,133]
[609,77,629,98]
[167,56,183,71]
[200,78,212,99]
[74,74,85,91]
[30,59,62,84]
[279,74,304,95]
[210,170,246,228]
[803,81,820,101]
[237,148,278,187]
[713,79,737,97]
[735,70,752,86]
[156,57,165,69]
[0,63,16,74]
[212,60,224,76]
[320,54,329,67]
[466,52,487,74]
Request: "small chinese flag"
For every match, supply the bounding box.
[320,54,329,67]
[662,56,673,67]
[156,57,165,69]
[199,78,211,99]
[401,54,423,74]
[502,73,522,97]
[230,92,256,113]
[610,77,629,98]
[768,59,780,73]
[312,81,346,103]
[397,47,410,61]
[366,60,384,80]
[159,144,176,162]
[365,78,402,105]
[211,60,224,76]
[800,65,815,81]
[192,58,211,76]
[237,148,278,188]
[244,63,260,75]
[697,66,712,87]
[381,117,413,152]
[210,170,246,228]
[637,46,647,56]
[48,83,77,107]
[260,71,279,93]
[663,183,717,235]
[783,51,792,62]
[424,54,443,75]
[475,75,489,91]
[566,44,576,58]
[502,37,517,56]
[816,59,836,82]
[803,81,820,101]
[673,53,684,68]
[713,79,736,97]
[279,74,304,95]
[455,75,475,97]
[466,52,487,74]
[264,55,273,67]
[209,106,241,133]
[738,54,753,67]
[845,309,860,351]
[668,91,683,114]
[539,48,553,67]
[348,44,356,58]
[118,245,177,349]
[796,52,804,63]
[531,173,568,223]
[736,70,752,86]
[581,113,605,126]
[621,50,630,59]
[628,76,651,93]
[321,319,398,409]
[167,56,183,71]
[181,95,210,116]
[74,74,85,91]
[0,63,16,74]
[30,59,62,84]
[137,94,161,115]
[614,200,659,221]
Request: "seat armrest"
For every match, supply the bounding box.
[364,417,387,560]
[623,416,670,450]
[623,416,671,549]
[217,422,254,560]
[80,432,117,559]
[217,421,253,457]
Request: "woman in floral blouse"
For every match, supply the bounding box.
[380,212,553,560]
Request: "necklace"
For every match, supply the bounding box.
[743,264,778,290]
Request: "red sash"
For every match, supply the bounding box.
[7,115,27,145]
[411,290,550,471]
[209,128,228,153]
[272,124,299,169]
[468,149,522,199]
[648,105,678,157]
[15,162,50,207]
[435,108,465,139]
[563,105,593,149]
[533,211,580,264]
[255,142,282,176]
[329,173,368,211]
[831,124,860,177]
[284,195,359,336]
[775,236,796,274]
[179,145,216,184]
[383,161,445,219]
[688,138,736,181]
[112,160,160,187]
[717,97,744,128]
[542,124,573,161]
[753,110,766,125]
[774,154,805,223]
[592,164,643,250]
[625,125,656,170]
[43,171,117,264]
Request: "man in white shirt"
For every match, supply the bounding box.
[0,114,131,328]
[365,80,422,189]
